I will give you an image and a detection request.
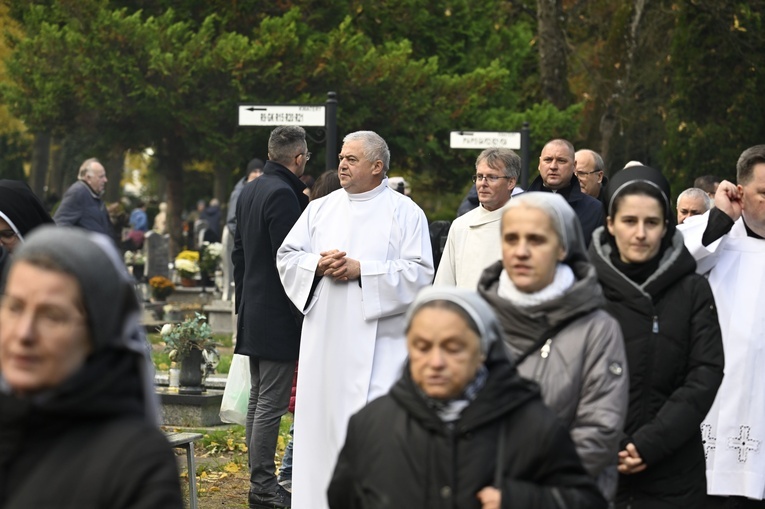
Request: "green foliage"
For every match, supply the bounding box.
[161,312,217,360]
[662,2,765,189]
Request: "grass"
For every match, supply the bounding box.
[179,414,294,476]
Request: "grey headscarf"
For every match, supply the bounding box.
[503,192,589,265]
[1,225,159,422]
[405,286,503,356]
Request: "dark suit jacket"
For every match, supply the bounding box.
[53,181,112,237]
[232,161,308,361]
[528,176,605,246]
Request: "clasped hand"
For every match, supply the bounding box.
[316,249,360,281]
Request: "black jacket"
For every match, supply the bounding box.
[528,176,604,246]
[0,354,183,509]
[589,228,724,508]
[328,343,606,509]
[232,161,308,361]
[53,180,112,237]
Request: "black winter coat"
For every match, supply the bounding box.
[590,228,724,508]
[328,343,606,509]
[232,161,308,361]
[527,176,604,246]
[0,354,183,509]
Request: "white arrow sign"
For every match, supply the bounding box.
[450,131,521,150]
[239,105,326,127]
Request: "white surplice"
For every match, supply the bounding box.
[680,213,765,499]
[434,204,504,289]
[277,179,434,509]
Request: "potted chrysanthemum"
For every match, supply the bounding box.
[174,250,200,286]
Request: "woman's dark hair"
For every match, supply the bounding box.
[310,170,341,201]
[609,180,668,221]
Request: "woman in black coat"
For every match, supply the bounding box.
[589,166,725,508]
[0,226,183,509]
[328,286,606,509]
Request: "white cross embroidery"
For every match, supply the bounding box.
[727,426,761,463]
[701,424,716,459]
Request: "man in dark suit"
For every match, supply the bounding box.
[527,139,605,245]
[232,126,310,509]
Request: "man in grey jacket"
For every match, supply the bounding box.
[54,158,112,237]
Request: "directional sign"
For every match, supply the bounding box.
[239,105,326,127]
[450,131,522,150]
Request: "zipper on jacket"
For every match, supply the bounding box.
[540,339,552,359]
[652,315,659,334]
[532,339,553,381]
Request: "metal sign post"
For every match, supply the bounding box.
[239,94,339,171]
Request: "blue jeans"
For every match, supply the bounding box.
[279,423,294,481]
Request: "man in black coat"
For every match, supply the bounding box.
[232,126,310,509]
[528,139,604,245]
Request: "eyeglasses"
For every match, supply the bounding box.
[472,174,514,184]
[0,229,17,241]
[574,170,601,178]
[297,152,311,161]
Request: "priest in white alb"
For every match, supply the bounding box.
[276,130,434,509]
[434,147,520,289]
[678,144,765,506]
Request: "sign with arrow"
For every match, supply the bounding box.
[239,104,326,127]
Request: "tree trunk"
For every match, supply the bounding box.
[599,0,647,167]
[30,132,51,197]
[48,137,65,199]
[104,150,125,204]
[213,165,229,206]
[536,0,571,109]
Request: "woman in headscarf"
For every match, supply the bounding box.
[477,192,628,501]
[589,166,724,508]
[0,180,54,273]
[328,286,606,509]
[0,226,183,509]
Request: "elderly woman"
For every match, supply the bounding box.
[477,192,628,500]
[328,286,606,509]
[589,166,724,508]
[0,226,183,509]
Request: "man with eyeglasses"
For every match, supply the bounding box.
[53,158,112,237]
[232,125,310,509]
[528,139,604,246]
[277,130,434,509]
[574,149,609,209]
[435,147,520,288]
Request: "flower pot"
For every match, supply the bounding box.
[179,348,204,395]
[180,276,196,288]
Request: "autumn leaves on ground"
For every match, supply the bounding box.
[170,417,292,509]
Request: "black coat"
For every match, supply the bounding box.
[53,181,112,237]
[528,176,604,246]
[232,161,308,361]
[328,343,607,509]
[0,354,183,509]
[590,229,724,508]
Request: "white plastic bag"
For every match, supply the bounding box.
[219,354,251,425]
